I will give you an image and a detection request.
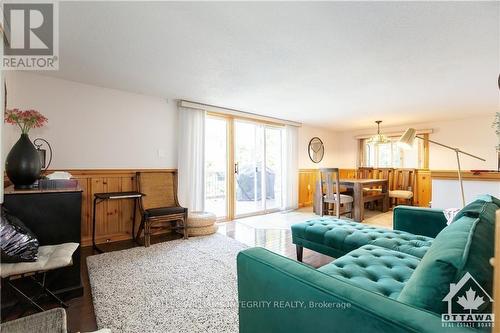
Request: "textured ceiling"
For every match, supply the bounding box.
[38,1,500,130]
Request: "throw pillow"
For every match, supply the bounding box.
[0,207,39,262]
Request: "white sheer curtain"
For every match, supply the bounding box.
[177,106,205,212]
[281,125,299,211]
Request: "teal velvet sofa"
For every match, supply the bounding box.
[237,195,498,333]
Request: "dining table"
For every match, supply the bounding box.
[314,178,389,222]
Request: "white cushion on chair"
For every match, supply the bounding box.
[324,194,354,204]
[1,243,79,278]
[389,190,413,199]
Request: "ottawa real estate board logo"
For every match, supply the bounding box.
[1,1,59,70]
[442,272,494,329]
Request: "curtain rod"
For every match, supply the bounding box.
[179,100,302,127]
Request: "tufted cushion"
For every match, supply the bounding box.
[291,218,432,259]
[370,237,430,259]
[318,245,420,299]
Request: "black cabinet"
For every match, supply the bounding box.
[2,186,83,300]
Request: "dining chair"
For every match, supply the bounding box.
[318,168,353,218]
[364,168,394,210]
[356,167,373,179]
[390,168,415,206]
[136,171,188,247]
[365,168,394,191]
[378,168,395,191]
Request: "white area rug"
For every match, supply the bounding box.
[87,234,247,333]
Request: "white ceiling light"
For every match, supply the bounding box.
[367,121,390,145]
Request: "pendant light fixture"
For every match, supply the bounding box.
[367,120,390,145]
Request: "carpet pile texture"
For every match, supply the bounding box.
[87,233,247,332]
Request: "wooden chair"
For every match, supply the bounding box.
[136,171,188,247]
[356,167,373,179]
[390,169,415,206]
[357,167,381,210]
[367,168,394,191]
[366,168,394,210]
[316,168,353,218]
[377,168,394,191]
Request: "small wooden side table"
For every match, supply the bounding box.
[92,191,144,253]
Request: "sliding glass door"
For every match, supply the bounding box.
[234,120,282,217]
[205,116,283,220]
[234,121,264,216]
[264,127,282,211]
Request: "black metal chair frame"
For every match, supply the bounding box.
[2,270,68,319]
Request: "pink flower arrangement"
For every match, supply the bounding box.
[4,108,48,134]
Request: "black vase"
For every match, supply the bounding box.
[5,134,42,189]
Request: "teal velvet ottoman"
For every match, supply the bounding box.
[291,217,433,261]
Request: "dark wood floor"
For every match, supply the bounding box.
[4,221,334,332]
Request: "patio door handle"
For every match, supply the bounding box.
[234,162,239,175]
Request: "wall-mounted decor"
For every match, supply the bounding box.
[308,137,324,163]
[4,109,48,189]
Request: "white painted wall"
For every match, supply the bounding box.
[427,116,497,170]
[297,125,338,169]
[432,179,500,209]
[334,115,497,171]
[3,72,342,172]
[3,72,178,169]
[3,72,495,174]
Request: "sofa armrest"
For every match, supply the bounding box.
[237,247,471,333]
[0,308,67,333]
[393,206,447,238]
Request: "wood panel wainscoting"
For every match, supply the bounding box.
[299,168,432,208]
[3,169,178,247]
[4,168,435,246]
[73,169,178,246]
[298,169,317,207]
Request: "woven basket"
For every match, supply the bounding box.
[187,212,217,228]
[186,225,218,236]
